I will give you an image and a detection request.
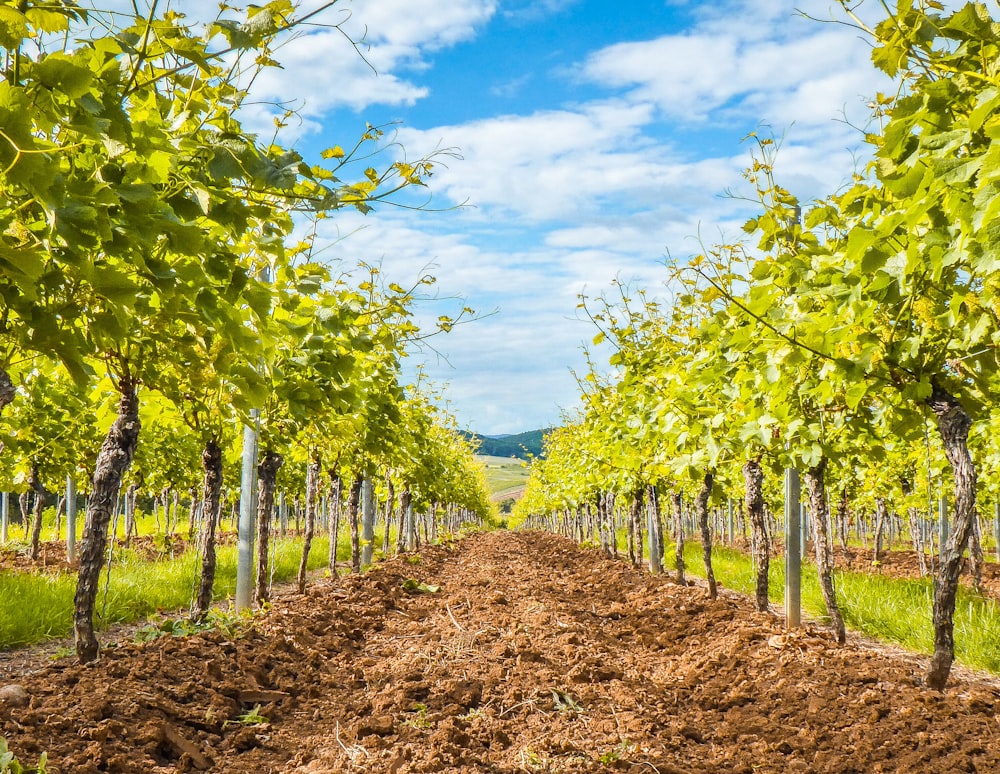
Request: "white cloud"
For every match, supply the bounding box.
[284,0,895,432]
[242,0,496,122]
[578,3,884,132]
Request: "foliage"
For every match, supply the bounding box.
[516,0,1000,687]
[0,737,46,774]
[134,607,254,643]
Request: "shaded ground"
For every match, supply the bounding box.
[833,544,1000,594]
[0,535,198,573]
[2,530,1000,773]
[736,536,1000,598]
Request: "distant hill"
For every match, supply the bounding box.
[463,429,549,460]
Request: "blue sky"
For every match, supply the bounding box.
[238,0,889,434]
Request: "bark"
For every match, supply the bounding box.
[28,463,48,561]
[189,488,199,540]
[124,484,137,548]
[744,458,770,613]
[671,491,685,585]
[926,384,977,691]
[835,489,850,557]
[395,485,409,555]
[803,459,846,644]
[382,473,394,557]
[192,437,223,622]
[969,513,984,595]
[254,450,283,606]
[74,381,140,663]
[347,474,363,573]
[171,489,180,536]
[54,494,65,535]
[695,471,717,599]
[18,492,29,535]
[606,492,618,558]
[908,507,929,577]
[626,497,636,566]
[328,469,342,574]
[873,497,888,566]
[0,367,14,413]
[402,487,415,551]
[630,489,644,569]
[297,455,320,594]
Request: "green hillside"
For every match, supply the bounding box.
[464,429,549,460]
[476,455,530,498]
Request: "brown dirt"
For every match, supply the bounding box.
[3,530,1000,773]
[0,532,240,574]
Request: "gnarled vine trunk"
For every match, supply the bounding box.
[254,450,283,606]
[297,454,320,594]
[74,380,140,663]
[671,491,685,585]
[28,463,48,561]
[629,488,644,569]
[347,474,363,573]
[398,486,414,552]
[192,437,223,622]
[328,467,342,573]
[744,458,770,613]
[695,470,716,599]
[382,472,394,557]
[926,384,976,691]
[837,489,852,558]
[803,458,846,644]
[873,497,888,566]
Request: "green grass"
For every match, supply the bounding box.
[0,531,345,650]
[476,455,530,497]
[670,541,1000,674]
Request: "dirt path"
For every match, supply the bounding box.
[3,530,1000,773]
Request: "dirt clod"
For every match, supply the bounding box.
[1,531,1000,773]
[0,684,28,707]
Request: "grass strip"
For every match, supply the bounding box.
[671,541,1000,674]
[0,533,340,650]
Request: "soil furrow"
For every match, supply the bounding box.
[2,530,999,773]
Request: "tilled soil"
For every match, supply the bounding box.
[3,530,1000,773]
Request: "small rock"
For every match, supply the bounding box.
[356,716,394,737]
[0,685,29,707]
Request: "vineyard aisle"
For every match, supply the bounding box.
[3,531,1000,773]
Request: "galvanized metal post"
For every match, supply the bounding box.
[647,488,662,575]
[994,502,1000,563]
[801,502,809,557]
[66,475,77,563]
[235,413,258,610]
[0,491,7,544]
[785,467,801,628]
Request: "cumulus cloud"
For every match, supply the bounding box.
[274,0,892,432]
[243,0,496,120]
[578,0,884,132]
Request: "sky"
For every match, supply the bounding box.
[231,0,890,435]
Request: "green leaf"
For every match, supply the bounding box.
[401,579,440,594]
[35,53,93,99]
[0,8,29,49]
[91,264,139,304]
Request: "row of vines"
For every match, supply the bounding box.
[0,1,493,663]
[515,0,1000,691]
